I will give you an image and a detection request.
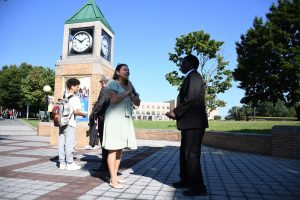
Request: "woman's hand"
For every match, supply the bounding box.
[127,81,140,106]
[126,81,133,95]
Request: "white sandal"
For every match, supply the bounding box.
[109,179,123,189]
[118,179,127,184]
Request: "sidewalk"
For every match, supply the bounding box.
[0,119,299,200]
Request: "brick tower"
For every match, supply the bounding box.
[39,0,114,146]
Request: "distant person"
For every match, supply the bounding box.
[166,55,208,197]
[58,78,86,171]
[14,110,18,120]
[9,110,13,120]
[102,64,140,189]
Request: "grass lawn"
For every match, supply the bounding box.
[20,118,46,128]
[20,118,299,134]
[133,120,300,134]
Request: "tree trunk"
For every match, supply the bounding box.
[295,105,300,121]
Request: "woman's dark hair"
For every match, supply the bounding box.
[112,64,128,81]
[66,78,80,89]
[113,63,137,96]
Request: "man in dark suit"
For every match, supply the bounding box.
[88,76,110,171]
[166,55,208,196]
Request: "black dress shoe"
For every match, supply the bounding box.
[172,181,189,188]
[182,188,208,196]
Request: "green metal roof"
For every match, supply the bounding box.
[65,0,114,33]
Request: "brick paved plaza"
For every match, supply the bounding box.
[0,119,299,200]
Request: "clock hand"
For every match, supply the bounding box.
[75,38,82,43]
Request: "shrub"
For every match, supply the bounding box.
[214,115,222,120]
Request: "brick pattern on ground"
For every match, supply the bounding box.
[0,119,300,199]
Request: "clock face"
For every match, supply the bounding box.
[101,35,110,58]
[72,31,93,53]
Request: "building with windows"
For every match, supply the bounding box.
[132,100,219,121]
[132,101,171,121]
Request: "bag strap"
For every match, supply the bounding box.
[69,111,74,120]
[67,95,74,121]
[67,95,74,100]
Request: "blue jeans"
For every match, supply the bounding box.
[59,125,76,164]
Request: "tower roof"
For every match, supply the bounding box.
[65,0,114,33]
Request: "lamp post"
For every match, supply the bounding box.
[42,85,52,122]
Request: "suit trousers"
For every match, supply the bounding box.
[180,129,205,189]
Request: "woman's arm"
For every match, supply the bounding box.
[130,93,141,106]
[108,90,130,104]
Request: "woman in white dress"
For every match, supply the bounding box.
[103,64,140,189]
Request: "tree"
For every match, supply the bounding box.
[0,63,54,114]
[165,31,233,116]
[256,100,296,117]
[234,0,300,120]
[0,63,32,109]
[227,106,242,121]
[21,67,55,108]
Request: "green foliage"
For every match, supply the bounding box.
[227,106,242,120]
[234,0,300,120]
[0,63,33,109]
[166,31,233,115]
[21,67,55,107]
[256,100,296,117]
[214,115,221,120]
[0,63,54,109]
[227,100,296,120]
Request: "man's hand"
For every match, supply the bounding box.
[166,111,176,120]
[86,129,91,137]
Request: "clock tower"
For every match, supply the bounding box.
[46,0,115,146]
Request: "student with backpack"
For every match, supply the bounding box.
[58,78,86,170]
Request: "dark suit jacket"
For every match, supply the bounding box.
[173,70,208,130]
[88,88,110,127]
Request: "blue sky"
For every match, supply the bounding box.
[0,0,277,117]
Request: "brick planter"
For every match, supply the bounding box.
[203,131,272,155]
[38,124,300,158]
[272,126,300,159]
[135,129,180,141]
[134,126,300,159]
